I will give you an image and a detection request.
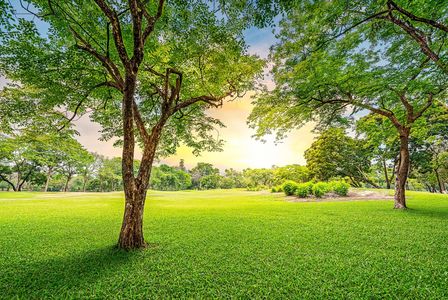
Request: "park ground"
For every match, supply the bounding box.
[0,189,448,299]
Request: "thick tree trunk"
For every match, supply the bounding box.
[118,187,147,249]
[383,157,391,189]
[118,75,146,250]
[394,129,410,209]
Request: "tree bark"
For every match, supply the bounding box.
[63,174,72,192]
[383,157,391,189]
[82,175,88,192]
[435,169,445,193]
[118,76,147,250]
[44,168,52,192]
[394,129,410,209]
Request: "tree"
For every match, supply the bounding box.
[0,133,43,191]
[249,2,447,209]
[242,168,274,188]
[57,139,93,192]
[356,114,399,189]
[190,162,220,190]
[272,165,310,186]
[98,157,123,192]
[150,164,191,191]
[1,1,263,249]
[304,128,376,187]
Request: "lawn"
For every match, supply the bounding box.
[0,189,447,299]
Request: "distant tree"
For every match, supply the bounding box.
[0,133,42,191]
[242,168,274,188]
[58,140,93,192]
[272,165,310,186]
[150,164,191,191]
[98,157,122,192]
[223,168,244,188]
[356,114,399,189]
[178,159,186,172]
[304,128,376,187]
[190,163,220,190]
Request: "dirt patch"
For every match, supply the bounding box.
[286,190,393,203]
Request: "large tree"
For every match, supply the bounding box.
[249,1,447,209]
[304,128,376,187]
[0,1,263,249]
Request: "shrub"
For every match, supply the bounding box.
[271,187,277,193]
[303,181,314,194]
[276,185,283,192]
[282,180,299,196]
[331,181,350,196]
[295,183,309,198]
[312,182,330,198]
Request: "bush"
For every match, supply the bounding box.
[312,182,330,197]
[331,181,350,196]
[282,180,299,196]
[295,183,310,198]
[271,187,277,193]
[276,185,283,192]
[303,181,314,194]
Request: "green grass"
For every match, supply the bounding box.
[0,189,448,299]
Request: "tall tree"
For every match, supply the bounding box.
[1,1,263,249]
[249,1,447,209]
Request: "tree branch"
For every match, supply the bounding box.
[70,26,124,89]
[387,0,448,33]
[0,174,16,191]
[93,0,130,66]
[57,81,117,131]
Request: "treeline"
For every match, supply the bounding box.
[1,123,447,193]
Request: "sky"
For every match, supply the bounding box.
[3,3,317,171]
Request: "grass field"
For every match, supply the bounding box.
[0,189,448,299]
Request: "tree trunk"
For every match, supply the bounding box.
[383,157,391,189]
[63,174,72,192]
[118,75,147,250]
[434,169,445,193]
[44,168,52,192]
[394,129,410,209]
[118,186,147,249]
[82,175,88,192]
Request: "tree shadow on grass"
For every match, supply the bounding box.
[403,207,448,221]
[1,245,150,298]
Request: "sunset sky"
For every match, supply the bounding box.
[2,5,317,171]
[72,25,316,171]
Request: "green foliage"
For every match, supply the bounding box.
[243,168,274,188]
[150,164,191,191]
[282,180,298,196]
[294,183,310,198]
[304,128,374,187]
[330,181,350,196]
[273,165,310,185]
[312,182,330,198]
